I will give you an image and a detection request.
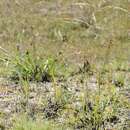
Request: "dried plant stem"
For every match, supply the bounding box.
[103,39,113,66]
[32,41,37,63]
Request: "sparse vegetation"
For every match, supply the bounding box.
[11,114,64,130]
[0,0,129,130]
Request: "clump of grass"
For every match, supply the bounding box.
[112,60,129,72]
[10,51,56,83]
[75,85,129,130]
[113,73,125,88]
[42,85,72,119]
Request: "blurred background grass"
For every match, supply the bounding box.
[0,0,129,74]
